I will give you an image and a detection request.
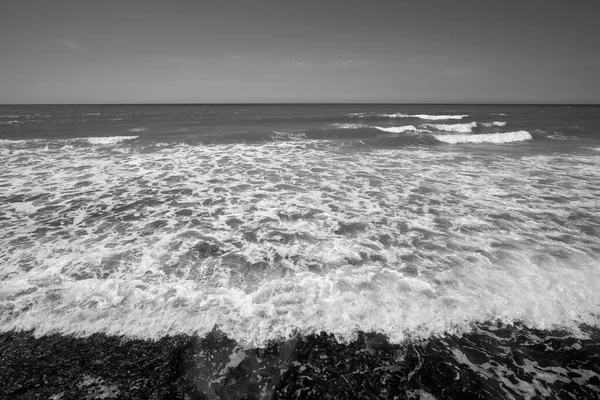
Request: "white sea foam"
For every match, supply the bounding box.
[349,113,468,120]
[374,125,417,133]
[85,136,139,144]
[425,122,477,133]
[331,123,367,129]
[0,141,599,346]
[481,121,507,127]
[128,127,147,132]
[407,114,468,120]
[0,139,27,146]
[434,130,532,144]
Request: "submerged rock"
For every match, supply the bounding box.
[193,242,223,258]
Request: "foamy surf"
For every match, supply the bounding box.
[481,121,507,127]
[374,125,417,133]
[424,122,478,133]
[1,141,599,347]
[330,123,368,129]
[85,136,139,144]
[433,130,532,144]
[0,136,139,147]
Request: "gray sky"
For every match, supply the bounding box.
[1,0,599,103]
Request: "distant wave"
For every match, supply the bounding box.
[481,121,507,127]
[85,136,139,144]
[0,120,19,126]
[330,123,367,129]
[374,125,417,133]
[128,127,147,132]
[1,136,139,147]
[434,131,532,144]
[0,139,27,146]
[424,122,477,133]
[83,113,101,116]
[271,131,307,141]
[349,113,468,120]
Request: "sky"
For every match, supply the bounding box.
[1,0,600,104]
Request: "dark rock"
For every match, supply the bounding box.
[193,242,223,258]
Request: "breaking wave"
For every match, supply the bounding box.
[1,141,599,347]
[374,125,417,133]
[330,123,367,129]
[0,136,139,147]
[424,122,477,133]
[434,130,532,144]
[481,121,507,127]
[349,113,468,120]
[85,136,139,144]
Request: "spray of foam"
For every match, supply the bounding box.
[1,142,599,346]
[434,131,532,144]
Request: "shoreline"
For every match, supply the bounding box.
[2,323,599,399]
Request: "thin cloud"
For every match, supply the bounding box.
[334,59,368,67]
[63,40,83,51]
[282,61,310,68]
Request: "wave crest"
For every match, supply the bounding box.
[86,136,139,144]
[349,113,468,120]
[374,125,417,133]
[434,131,532,144]
[425,122,477,133]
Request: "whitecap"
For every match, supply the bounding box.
[86,136,139,144]
[481,121,507,127]
[434,130,532,144]
[330,123,367,129]
[128,127,147,132]
[424,122,477,133]
[374,125,417,133]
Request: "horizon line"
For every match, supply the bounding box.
[1,102,599,106]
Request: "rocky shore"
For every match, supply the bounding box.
[1,324,599,399]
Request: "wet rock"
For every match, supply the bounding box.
[193,242,223,258]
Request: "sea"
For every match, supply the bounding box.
[1,104,599,399]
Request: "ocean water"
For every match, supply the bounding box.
[1,104,600,398]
